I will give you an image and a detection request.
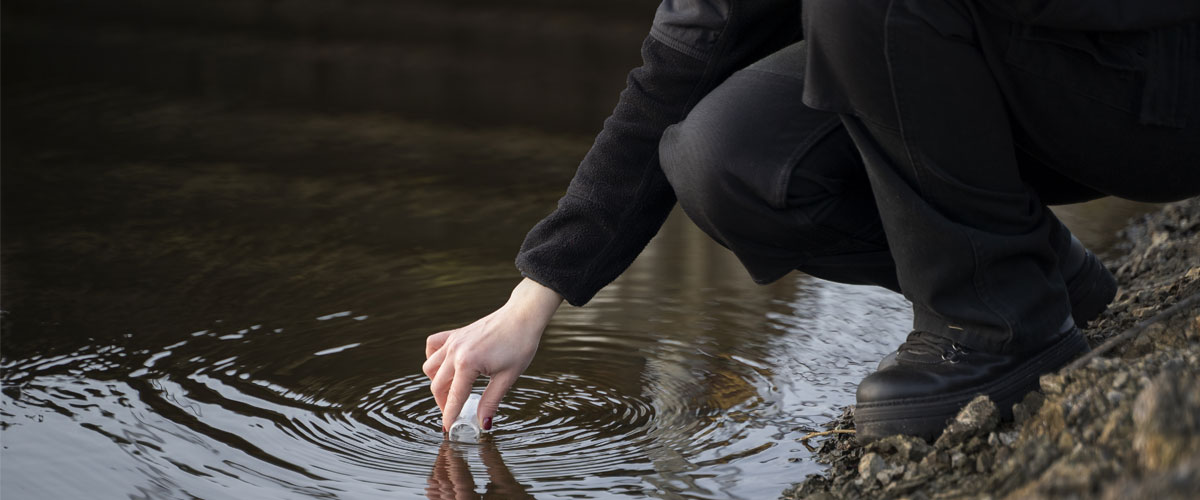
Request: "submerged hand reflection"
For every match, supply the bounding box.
[427,439,534,500]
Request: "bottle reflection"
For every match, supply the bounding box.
[427,439,534,500]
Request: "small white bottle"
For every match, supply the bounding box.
[447,393,484,443]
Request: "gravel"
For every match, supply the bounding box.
[784,197,1200,500]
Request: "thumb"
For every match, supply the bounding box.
[478,372,518,430]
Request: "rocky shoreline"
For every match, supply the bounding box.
[784,197,1200,500]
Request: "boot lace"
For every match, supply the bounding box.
[899,331,968,362]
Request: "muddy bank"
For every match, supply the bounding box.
[784,197,1200,499]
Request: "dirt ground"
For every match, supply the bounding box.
[784,197,1200,500]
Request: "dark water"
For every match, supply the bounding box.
[0,86,1155,499]
[0,87,916,499]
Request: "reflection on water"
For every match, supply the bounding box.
[428,440,533,500]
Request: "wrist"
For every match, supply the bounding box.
[509,278,563,320]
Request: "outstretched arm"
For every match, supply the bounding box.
[517,1,803,307]
[426,0,802,431]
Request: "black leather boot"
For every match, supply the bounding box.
[855,323,1089,442]
[876,235,1112,372]
[1059,235,1117,328]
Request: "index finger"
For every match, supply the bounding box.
[426,329,453,359]
[440,366,478,430]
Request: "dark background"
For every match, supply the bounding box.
[2,0,656,133]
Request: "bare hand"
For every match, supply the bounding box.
[423,278,562,432]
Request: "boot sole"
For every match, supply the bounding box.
[854,329,1090,442]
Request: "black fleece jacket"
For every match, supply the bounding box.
[514,0,1200,307]
[515,1,802,306]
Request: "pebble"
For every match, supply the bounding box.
[858,452,886,483]
[1112,371,1129,389]
[935,396,999,449]
[781,199,1200,500]
[1106,391,1125,405]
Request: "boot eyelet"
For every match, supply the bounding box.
[941,343,967,363]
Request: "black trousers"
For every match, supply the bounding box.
[659,4,1200,353]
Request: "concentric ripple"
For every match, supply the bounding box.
[2,277,912,499]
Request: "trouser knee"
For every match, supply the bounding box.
[659,104,891,285]
[659,122,735,232]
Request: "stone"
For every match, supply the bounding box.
[781,199,1200,500]
[876,465,902,484]
[1111,371,1129,389]
[950,450,968,469]
[975,450,994,473]
[868,434,934,463]
[1027,399,1066,442]
[1105,390,1125,405]
[1132,367,1200,471]
[1013,391,1045,426]
[935,395,999,449]
[1035,458,1103,495]
[1066,389,1099,422]
[1098,405,1132,445]
[1056,431,1075,450]
[1040,373,1067,395]
[858,452,887,483]
[1087,356,1119,371]
[964,436,986,453]
[1100,452,1200,500]
[921,449,953,477]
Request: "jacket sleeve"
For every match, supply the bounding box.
[983,0,1200,31]
[515,1,801,306]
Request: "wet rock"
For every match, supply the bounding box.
[782,475,830,499]
[935,395,998,449]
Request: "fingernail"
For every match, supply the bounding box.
[483,417,492,431]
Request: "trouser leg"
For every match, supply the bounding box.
[803,0,1136,352]
[657,38,1121,309]
[659,41,901,292]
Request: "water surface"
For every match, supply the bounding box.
[1,87,1146,499]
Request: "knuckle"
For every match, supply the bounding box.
[454,351,480,371]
